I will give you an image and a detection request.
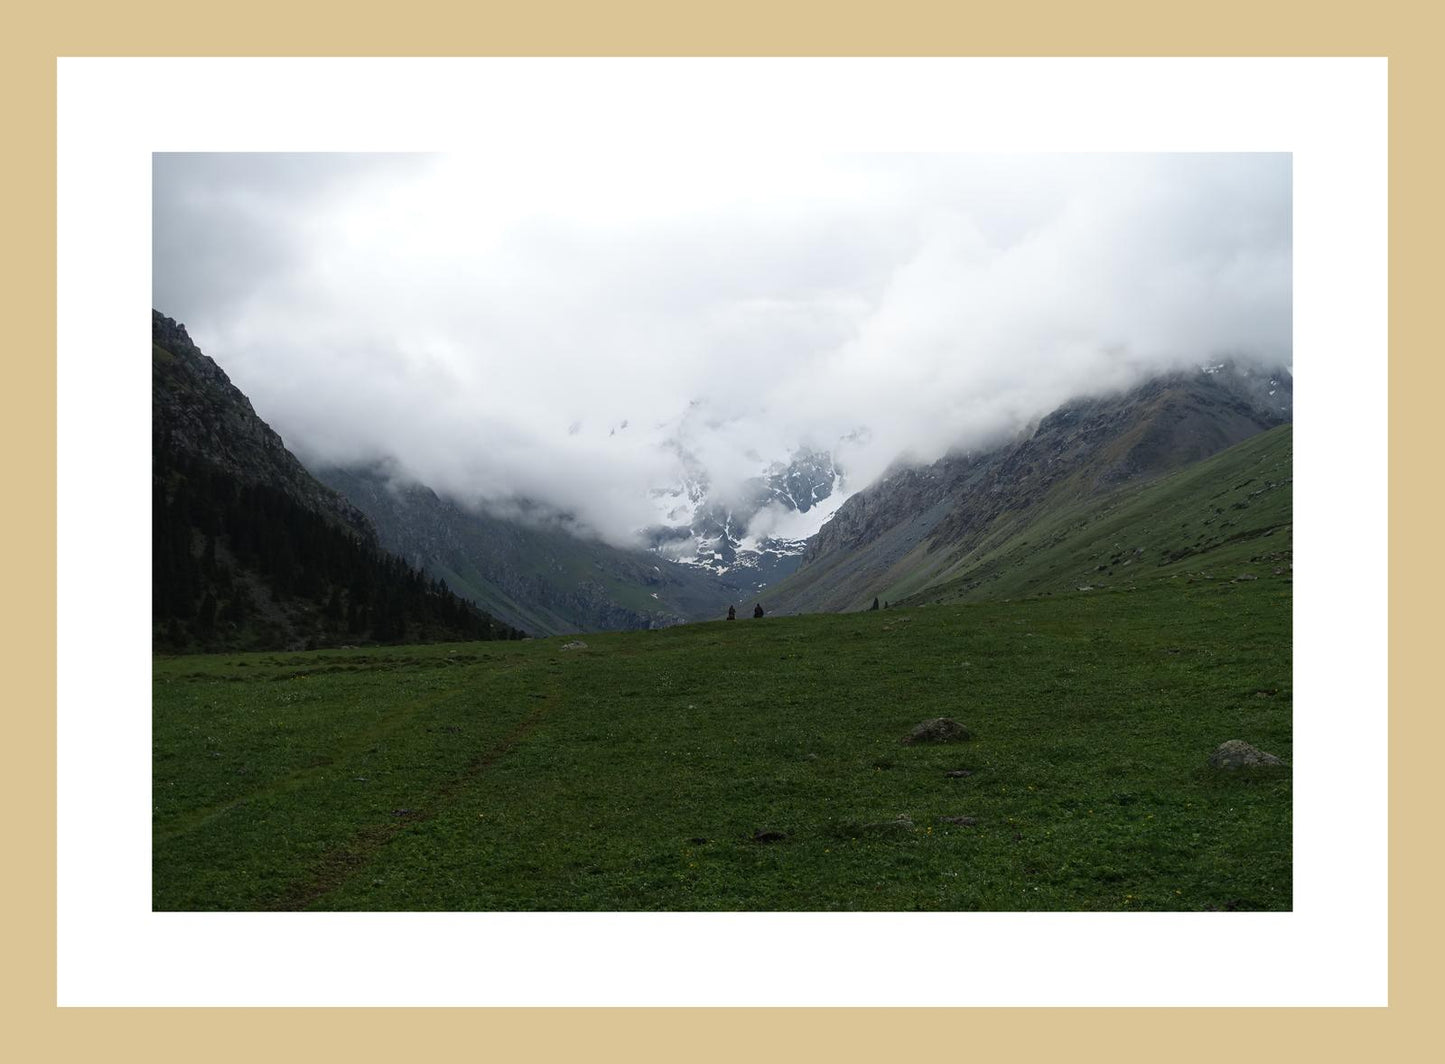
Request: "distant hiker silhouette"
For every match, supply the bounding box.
[727,605,736,621]
[753,603,764,619]
[870,597,880,611]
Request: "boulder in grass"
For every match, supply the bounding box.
[903,718,971,744]
[1208,740,1284,770]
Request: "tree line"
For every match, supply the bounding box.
[153,441,524,652]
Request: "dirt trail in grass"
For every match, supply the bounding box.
[266,683,561,911]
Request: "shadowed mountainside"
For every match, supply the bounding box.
[152,310,521,651]
[314,464,739,637]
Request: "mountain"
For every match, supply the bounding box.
[153,311,373,539]
[152,310,520,651]
[644,444,847,590]
[894,421,1292,608]
[766,363,1291,614]
[312,463,739,636]
[310,442,849,638]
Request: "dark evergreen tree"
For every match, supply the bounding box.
[152,445,524,651]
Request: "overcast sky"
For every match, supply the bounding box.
[153,152,1291,545]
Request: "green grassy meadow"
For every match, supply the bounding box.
[154,574,1291,911]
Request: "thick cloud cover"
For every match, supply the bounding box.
[154,152,1291,544]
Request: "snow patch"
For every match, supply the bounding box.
[740,489,854,549]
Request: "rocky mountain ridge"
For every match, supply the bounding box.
[152,311,518,650]
[644,444,844,584]
[152,311,375,541]
[772,363,1291,614]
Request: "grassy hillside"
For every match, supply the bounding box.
[900,424,1292,607]
[155,574,1290,911]
[777,425,1291,614]
[769,371,1289,616]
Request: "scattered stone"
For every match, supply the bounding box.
[752,829,787,843]
[1208,740,1285,770]
[560,640,588,650]
[944,769,973,778]
[904,718,972,744]
[937,815,977,826]
[1233,574,1258,582]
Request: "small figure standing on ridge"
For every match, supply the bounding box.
[727,605,736,621]
[753,603,765,619]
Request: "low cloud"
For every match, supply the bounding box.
[154,152,1291,545]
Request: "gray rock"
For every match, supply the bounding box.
[560,640,588,651]
[904,718,972,744]
[1209,740,1284,770]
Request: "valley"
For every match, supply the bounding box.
[151,313,1292,912]
[154,573,1291,911]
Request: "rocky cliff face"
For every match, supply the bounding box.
[760,446,840,514]
[152,310,375,542]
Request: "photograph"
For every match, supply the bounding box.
[151,150,1293,912]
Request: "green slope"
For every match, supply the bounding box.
[768,368,1290,616]
[316,465,735,637]
[899,425,1292,607]
[154,572,1290,912]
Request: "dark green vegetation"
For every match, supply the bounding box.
[153,310,521,651]
[153,447,521,651]
[155,574,1290,911]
